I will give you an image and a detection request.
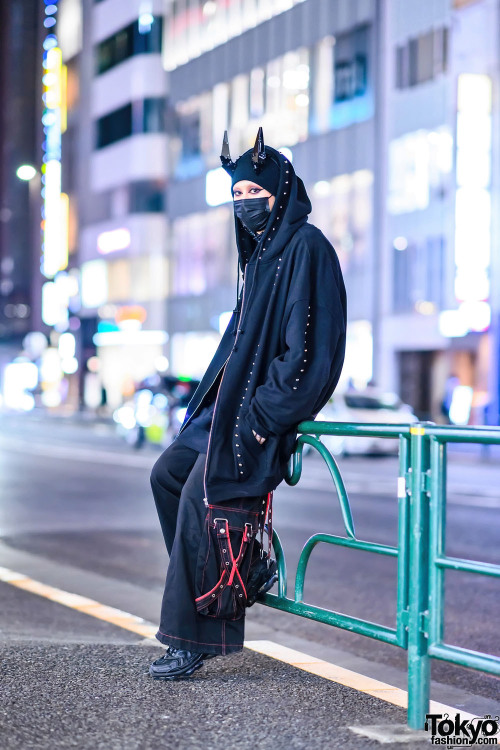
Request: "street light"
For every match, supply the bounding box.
[16,164,37,181]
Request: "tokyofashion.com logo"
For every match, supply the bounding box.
[425,713,499,746]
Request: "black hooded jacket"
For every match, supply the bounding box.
[176,146,347,502]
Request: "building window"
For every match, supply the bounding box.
[172,208,233,296]
[129,181,165,213]
[95,17,163,75]
[388,127,453,215]
[172,46,310,179]
[163,0,308,71]
[96,104,132,148]
[395,27,448,90]
[95,98,166,149]
[393,237,445,313]
[143,98,166,133]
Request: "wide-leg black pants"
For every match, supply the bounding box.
[150,439,262,655]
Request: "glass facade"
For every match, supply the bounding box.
[163,0,306,71]
[310,170,373,275]
[170,32,376,180]
[96,98,166,149]
[95,17,163,75]
[393,237,445,313]
[171,207,234,296]
[172,47,310,178]
[395,26,448,89]
[388,127,453,214]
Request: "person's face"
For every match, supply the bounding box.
[232,180,275,211]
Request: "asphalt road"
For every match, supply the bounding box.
[0,411,499,743]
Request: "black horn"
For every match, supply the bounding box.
[252,126,266,173]
[220,130,236,174]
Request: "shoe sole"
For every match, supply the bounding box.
[258,572,278,596]
[150,659,204,681]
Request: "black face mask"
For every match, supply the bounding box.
[233,197,271,236]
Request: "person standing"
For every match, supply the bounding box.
[149,129,347,680]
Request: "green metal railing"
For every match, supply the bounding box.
[258,420,500,729]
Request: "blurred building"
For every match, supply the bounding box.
[16,0,499,423]
[381,0,500,423]
[164,0,378,394]
[0,0,41,380]
[163,0,500,424]
[56,0,169,408]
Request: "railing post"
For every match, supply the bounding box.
[407,425,431,728]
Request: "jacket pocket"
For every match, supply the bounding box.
[233,409,267,481]
[194,504,259,620]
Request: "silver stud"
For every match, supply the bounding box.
[296,379,299,381]
[223,549,226,553]
[226,561,229,565]
[235,585,239,589]
[300,369,304,372]
[239,594,243,597]
[237,453,241,457]
[236,443,240,447]
[235,433,239,437]
[303,359,307,362]
[293,386,297,390]
[212,594,216,597]
[240,471,243,474]
[220,528,225,534]
[239,463,243,466]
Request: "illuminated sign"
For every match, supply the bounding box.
[453,75,492,322]
[205,167,232,207]
[97,228,131,254]
[81,260,108,309]
[42,4,69,281]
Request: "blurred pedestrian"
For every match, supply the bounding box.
[149,129,347,680]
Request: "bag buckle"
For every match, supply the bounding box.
[213,518,228,535]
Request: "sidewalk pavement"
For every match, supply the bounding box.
[0,582,434,750]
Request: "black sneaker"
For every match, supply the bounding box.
[246,557,278,607]
[149,646,204,680]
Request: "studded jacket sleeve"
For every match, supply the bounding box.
[248,294,345,438]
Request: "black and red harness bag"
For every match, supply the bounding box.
[195,492,273,620]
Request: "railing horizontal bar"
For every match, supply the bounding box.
[428,644,500,676]
[435,555,500,578]
[298,421,413,438]
[260,593,401,646]
[305,533,398,557]
[427,429,500,444]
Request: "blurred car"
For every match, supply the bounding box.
[311,388,418,456]
[113,376,200,449]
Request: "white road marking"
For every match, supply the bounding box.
[0,564,473,722]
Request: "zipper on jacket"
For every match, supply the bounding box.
[203,265,252,499]
[177,354,231,438]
